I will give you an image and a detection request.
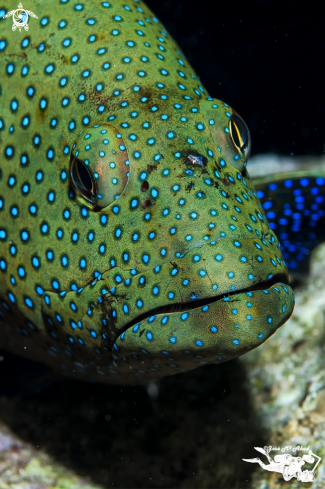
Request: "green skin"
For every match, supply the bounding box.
[0,0,294,384]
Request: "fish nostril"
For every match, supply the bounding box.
[141,180,149,191]
[142,198,153,209]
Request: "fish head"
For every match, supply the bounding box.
[43,93,294,381]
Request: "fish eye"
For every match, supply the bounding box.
[199,98,251,172]
[229,111,251,166]
[71,157,94,201]
[69,124,129,210]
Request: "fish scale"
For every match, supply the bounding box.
[0,0,296,384]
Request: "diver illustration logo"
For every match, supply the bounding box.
[2,3,38,31]
[243,446,321,482]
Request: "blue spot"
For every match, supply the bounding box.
[18,267,25,278]
[52,280,59,290]
[21,230,29,241]
[25,297,33,308]
[300,178,309,187]
[45,64,54,74]
[32,257,40,268]
[8,292,15,303]
[284,179,293,188]
[316,177,325,186]
[21,38,29,48]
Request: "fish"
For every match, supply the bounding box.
[252,172,325,278]
[0,0,312,385]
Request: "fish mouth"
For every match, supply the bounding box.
[122,272,288,332]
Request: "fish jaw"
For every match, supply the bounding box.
[110,233,295,379]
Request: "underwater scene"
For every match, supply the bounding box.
[0,0,324,487]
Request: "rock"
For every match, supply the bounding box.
[242,243,325,488]
[0,422,101,488]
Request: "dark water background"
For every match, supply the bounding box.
[0,0,324,487]
[146,0,325,157]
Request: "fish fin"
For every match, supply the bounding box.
[242,458,260,463]
[253,172,325,277]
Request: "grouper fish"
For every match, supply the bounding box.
[0,0,321,385]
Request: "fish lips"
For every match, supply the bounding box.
[113,278,294,370]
